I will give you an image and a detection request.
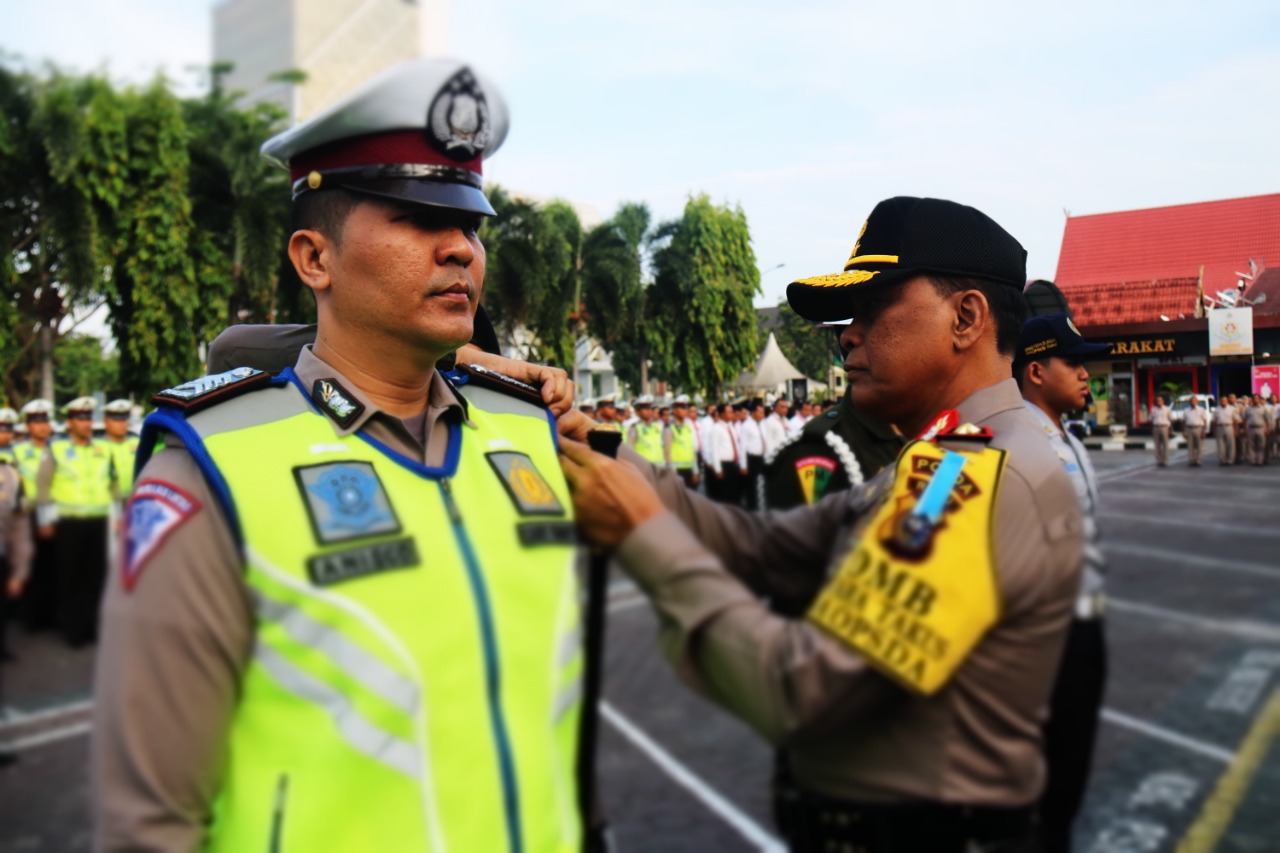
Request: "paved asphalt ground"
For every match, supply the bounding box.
[2,443,1278,852]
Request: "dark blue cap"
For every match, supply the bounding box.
[1018,313,1111,360]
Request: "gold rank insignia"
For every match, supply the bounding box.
[486,452,565,516]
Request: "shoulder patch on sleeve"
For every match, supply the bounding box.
[807,440,1006,695]
[452,362,546,408]
[123,479,202,591]
[153,367,270,415]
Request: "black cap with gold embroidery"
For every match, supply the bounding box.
[787,196,1028,322]
[261,58,509,216]
[1018,313,1111,360]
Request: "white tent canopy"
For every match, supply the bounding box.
[735,332,807,391]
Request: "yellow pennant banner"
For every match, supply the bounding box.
[807,440,1006,694]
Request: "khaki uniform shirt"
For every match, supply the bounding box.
[616,380,1082,806]
[1149,405,1172,427]
[1184,406,1209,434]
[1245,404,1269,429]
[0,462,32,582]
[92,347,470,851]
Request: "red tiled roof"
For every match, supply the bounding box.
[1067,277,1199,327]
[1055,193,1280,325]
[1244,267,1280,310]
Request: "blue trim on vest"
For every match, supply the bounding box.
[543,408,560,453]
[140,408,244,546]
[280,367,463,480]
[439,479,524,853]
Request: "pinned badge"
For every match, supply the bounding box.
[795,456,838,505]
[312,378,364,429]
[295,462,401,544]
[487,452,564,516]
[427,67,492,161]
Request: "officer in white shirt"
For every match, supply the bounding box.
[1149,396,1173,466]
[1183,396,1209,467]
[1213,396,1238,465]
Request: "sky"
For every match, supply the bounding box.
[5,0,1280,312]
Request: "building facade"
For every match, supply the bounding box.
[1055,193,1280,427]
[213,0,439,122]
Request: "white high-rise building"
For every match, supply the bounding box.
[213,0,447,122]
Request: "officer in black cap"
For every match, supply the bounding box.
[1014,312,1112,853]
[95,59,589,851]
[559,196,1084,852]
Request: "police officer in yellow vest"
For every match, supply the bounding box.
[101,399,140,499]
[12,400,56,631]
[626,394,665,466]
[93,60,585,852]
[664,394,702,488]
[36,396,113,646]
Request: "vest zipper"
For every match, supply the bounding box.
[438,476,524,853]
[268,773,289,852]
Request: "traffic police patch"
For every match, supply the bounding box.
[295,462,401,544]
[312,378,364,429]
[123,480,202,591]
[487,452,564,516]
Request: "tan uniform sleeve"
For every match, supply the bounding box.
[92,444,254,853]
[8,503,32,584]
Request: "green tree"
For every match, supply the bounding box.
[580,202,651,392]
[53,333,120,400]
[647,195,761,398]
[481,186,580,366]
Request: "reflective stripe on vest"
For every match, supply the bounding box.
[632,422,665,465]
[48,440,112,517]
[164,378,582,853]
[669,423,696,469]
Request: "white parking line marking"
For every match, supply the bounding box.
[0,698,94,732]
[1100,511,1280,538]
[1103,542,1280,582]
[601,701,785,852]
[0,721,92,753]
[1108,599,1280,643]
[1100,709,1232,763]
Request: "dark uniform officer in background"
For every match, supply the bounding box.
[94,59,587,852]
[763,386,902,516]
[1014,314,1112,853]
[559,196,1083,852]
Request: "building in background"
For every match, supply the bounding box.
[1055,193,1280,428]
[213,0,444,122]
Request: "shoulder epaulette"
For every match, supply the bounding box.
[451,362,546,408]
[152,367,271,416]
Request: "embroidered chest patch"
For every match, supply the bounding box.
[486,452,564,516]
[295,461,401,544]
[794,455,838,505]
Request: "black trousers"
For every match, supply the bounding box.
[54,517,109,647]
[0,555,11,655]
[20,515,58,632]
[1040,617,1108,853]
[708,466,743,505]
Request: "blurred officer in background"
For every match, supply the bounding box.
[1014,313,1111,853]
[1213,395,1237,465]
[1,448,32,663]
[1149,396,1172,466]
[763,386,902,516]
[101,400,140,499]
[558,196,1083,852]
[1183,396,1208,467]
[37,396,112,647]
[14,400,56,632]
[626,394,665,465]
[664,394,701,488]
[94,59,586,852]
[0,408,17,463]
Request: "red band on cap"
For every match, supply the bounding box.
[290,130,483,181]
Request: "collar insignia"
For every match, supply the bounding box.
[916,409,960,441]
[428,67,491,162]
[313,378,364,429]
[296,461,400,544]
[487,452,564,516]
